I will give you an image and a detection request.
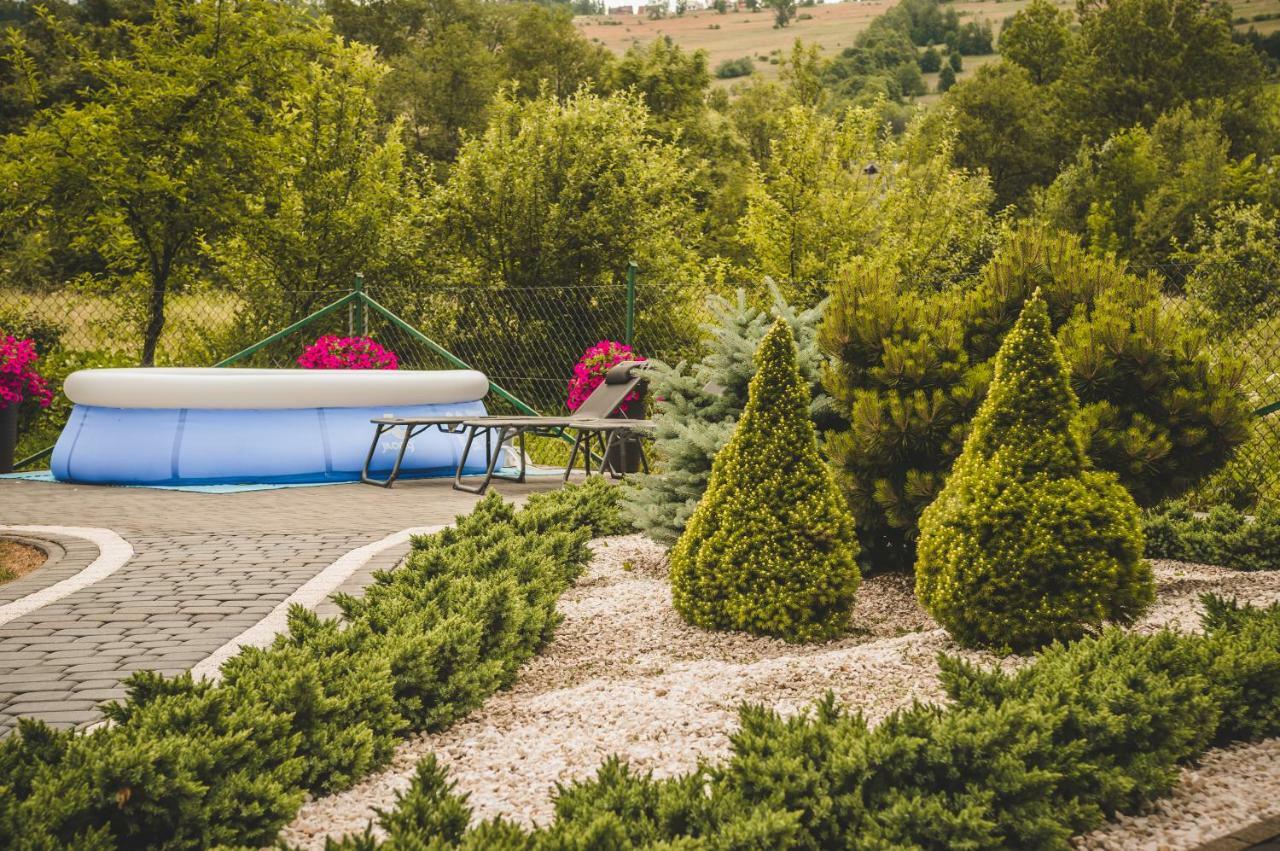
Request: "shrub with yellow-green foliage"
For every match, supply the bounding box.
[670,317,860,642]
[915,291,1154,651]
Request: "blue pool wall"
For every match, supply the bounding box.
[51,401,490,485]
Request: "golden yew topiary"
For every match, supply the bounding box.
[915,290,1154,652]
[669,317,861,642]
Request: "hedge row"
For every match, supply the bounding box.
[0,479,626,850]
[1145,500,1280,571]
[313,596,1280,850]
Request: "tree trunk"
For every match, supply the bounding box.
[141,261,171,367]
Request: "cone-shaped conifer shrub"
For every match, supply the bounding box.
[670,317,860,642]
[915,291,1154,651]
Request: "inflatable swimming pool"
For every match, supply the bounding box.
[51,368,491,485]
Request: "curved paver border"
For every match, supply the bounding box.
[189,524,446,682]
[0,526,133,626]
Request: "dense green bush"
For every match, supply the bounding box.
[915,291,1154,651]
[714,56,754,79]
[1181,203,1280,331]
[623,287,832,545]
[670,318,860,642]
[0,480,623,850]
[821,227,1251,571]
[300,597,1280,850]
[1144,500,1280,571]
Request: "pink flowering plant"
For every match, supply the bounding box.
[0,336,54,410]
[298,335,399,370]
[567,340,644,416]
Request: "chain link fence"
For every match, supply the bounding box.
[0,277,708,464]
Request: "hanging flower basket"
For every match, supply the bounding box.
[567,340,644,417]
[1,336,54,473]
[298,335,399,370]
[568,340,646,473]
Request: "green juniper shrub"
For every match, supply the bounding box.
[623,287,833,546]
[669,317,860,642]
[0,481,621,851]
[938,629,1219,818]
[1201,595,1280,743]
[309,600,1280,851]
[1143,500,1280,571]
[821,227,1251,572]
[915,290,1154,651]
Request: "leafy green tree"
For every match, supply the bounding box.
[0,0,334,364]
[765,0,796,28]
[670,317,860,642]
[610,37,710,124]
[204,44,426,335]
[715,56,755,79]
[998,0,1073,84]
[821,12,923,107]
[738,105,992,302]
[338,0,613,164]
[380,18,505,163]
[948,48,962,71]
[324,0,433,58]
[502,4,613,100]
[1181,203,1280,329]
[1037,105,1277,268]
[937,63,956,92]
[915,291,1154,651]
[951,19,993,55]
[435,88,695,291]
[1054,0,1266,146]
[918,45,942,73]
[429,88,700,393]
[945,62,1061,208]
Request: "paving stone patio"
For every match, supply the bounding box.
[0,475,566,734]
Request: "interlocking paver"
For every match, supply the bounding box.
[0,476,565,734]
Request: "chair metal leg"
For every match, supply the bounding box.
[361,423,398,487]
[564,428,588,482]
[454,424,505,494]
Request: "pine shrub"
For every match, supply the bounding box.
[623,287,833,545]
[669,317,860,642]
[819,257,984,570]
[915,291,1155,651]
[821,228,1251,571]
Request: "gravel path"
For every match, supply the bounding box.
[279,542,1280,849]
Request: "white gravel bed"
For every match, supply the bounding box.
[278,542,1280,850]
[1074,738,1280,851]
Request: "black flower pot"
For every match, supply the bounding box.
[604,386,646,475]
[0,404,17,474]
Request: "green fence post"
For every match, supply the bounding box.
[352,273,366,337]
[625,261,637,348]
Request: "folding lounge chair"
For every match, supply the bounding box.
[360,361,652,491]
[451,361,653,494]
